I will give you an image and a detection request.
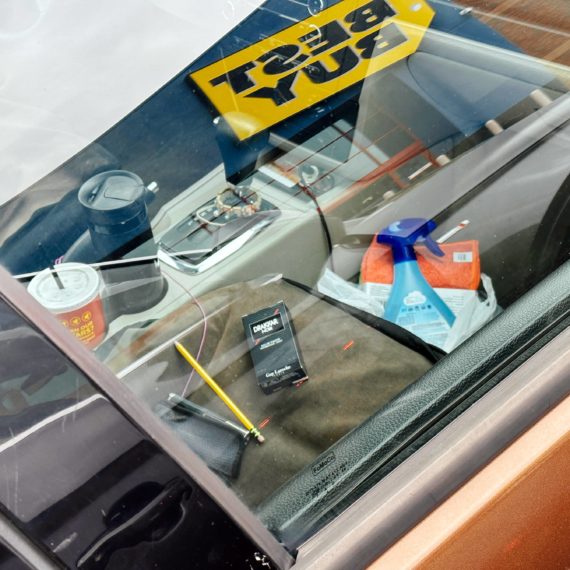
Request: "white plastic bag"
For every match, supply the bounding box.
[319,270,498,352]
[317,269,384,317]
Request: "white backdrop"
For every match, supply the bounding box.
[0,0,264,204]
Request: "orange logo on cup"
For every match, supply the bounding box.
[28,263,107,350]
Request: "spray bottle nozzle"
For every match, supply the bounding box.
[377,218,444,262]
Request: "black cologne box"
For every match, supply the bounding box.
[242,301,307,394]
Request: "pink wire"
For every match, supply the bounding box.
[166,270,209,398]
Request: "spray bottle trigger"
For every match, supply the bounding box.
[423,236,445,257]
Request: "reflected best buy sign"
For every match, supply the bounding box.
[190,0,434,141]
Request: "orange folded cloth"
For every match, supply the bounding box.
[361,238,481,290]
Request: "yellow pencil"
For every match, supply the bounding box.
[174,341,265,443]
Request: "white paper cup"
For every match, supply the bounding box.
[28,262,106,348]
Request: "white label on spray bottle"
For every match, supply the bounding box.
[395,290,450,348]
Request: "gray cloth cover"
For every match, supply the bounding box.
[117,278,433,507]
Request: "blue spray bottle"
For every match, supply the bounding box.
[377,218,455,348]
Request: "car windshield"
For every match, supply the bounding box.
[1,0,569,549]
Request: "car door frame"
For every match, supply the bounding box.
[0,265,294,570]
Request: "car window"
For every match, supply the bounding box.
[0,295,277,568]
[0,0,569,552]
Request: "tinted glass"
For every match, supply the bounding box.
[0,298,271,568]
[0,0,569,550]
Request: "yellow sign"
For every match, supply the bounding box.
[190,0,434,141]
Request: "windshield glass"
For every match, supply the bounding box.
[1,0,569,549]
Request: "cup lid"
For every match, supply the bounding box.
[78,170,146,225]
[28,262,101,313]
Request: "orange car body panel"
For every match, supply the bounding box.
[371,394,570,569]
